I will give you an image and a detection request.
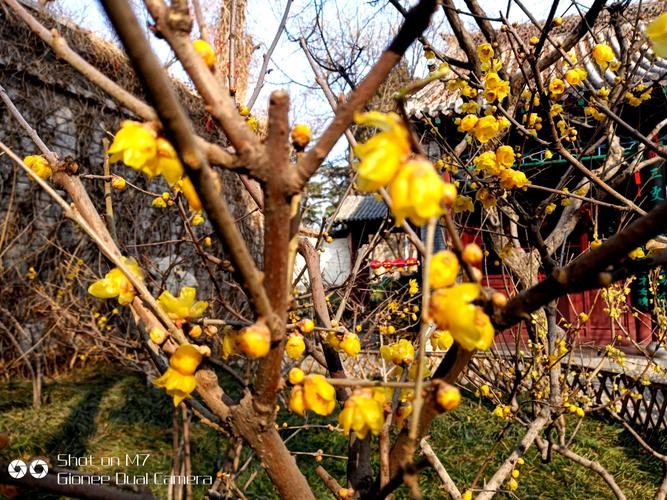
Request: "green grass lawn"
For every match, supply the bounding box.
[0,367,664,499]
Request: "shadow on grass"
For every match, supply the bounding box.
[43,375,115,461]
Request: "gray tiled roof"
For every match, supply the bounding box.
[334,195,388,223]
[406,1,667,118]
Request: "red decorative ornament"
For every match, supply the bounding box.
[393,259,406,268]
[370,259,382,269]
[406,257,419,267]
[382,259,394,269]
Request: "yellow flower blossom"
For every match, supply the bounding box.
[477,43,494,63]
[286,333,306,360]
[111,176,126,191]
[149,327,169,345]
[291,124,312,149]
[429,250,459,289]
[473,115,500,143]
[483,72,510,102]
[289,385,306,415]
[431,329,454,350]
[340,333,361,357]
[430,283,494,351]
[88,257,143,306]
[158,287,208,322]
[23,155,52,181]
[26,266,37,280]
[548,78,565,97]
[474,151,500,175]
[153,344,203,406]
[628,247,645,260]
[592,43,615,70]
[435,384,461,411]
[298,318,315,334]
[109,121,160,177]
[648,13,667,57]
[462,243,483,265]
[380,339,415,366]
[565,68,587,86]
[288,367,305,385]
[499,168,529,189]
[476,188,497,209]
[460,101,479,114]
[409,279,420,297]
[193,39,216,68]
[389,160,448,225]
[495,145,515,168]
[236,320,271,358]
[339,388,385,439]
[353,112,411,192]
[458,114,479,133]
[191,213,205,226]
[303,374,336,416]
[453,195,474,213]
[544,202,557,215]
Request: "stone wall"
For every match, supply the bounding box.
[0,2,262,373]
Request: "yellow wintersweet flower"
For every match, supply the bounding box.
[297,318,315,334]
[435,384,461,411]
[483,72,510,102]
[193,39,216,68]
[380,339,415,366]
[340,333,361,357]
[353,112,411,192]
[458,114,479,133]
[236,320,271,358]
[431,329,454,350]
[628,247,645,260]
[565,68,587,86]
[88,257,143,306]
[289,385,306,415]
[288,367,305,385]
[477,43,494,63]
[549,78,565,97]
[409,278,420,297]
[453,195,474,213]
[111,176,126,191]
[430,283,494,351]
[286,333,306,360]
[474,151,500,176]
[499,169,529,189]
[23,155,52,181]
[389,160,447,225]
[460,101,479,114]
[338,388,385,439]
[476,188,497,209]
[149,327,169,345]
[544,202,557,215]
[473,115,500,143]
[158,287,208,322]
[109,121,160,177]
[592,44,615,70]
[508,478,519,491]
[495,145,515,168]
[429,250,459,289]
[303,374,336,416]
[153,344,203,406]
[291,124,312,149]
[647,13,667,57]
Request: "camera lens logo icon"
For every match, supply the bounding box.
[8,460,27,479]
[29,459,49,479]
